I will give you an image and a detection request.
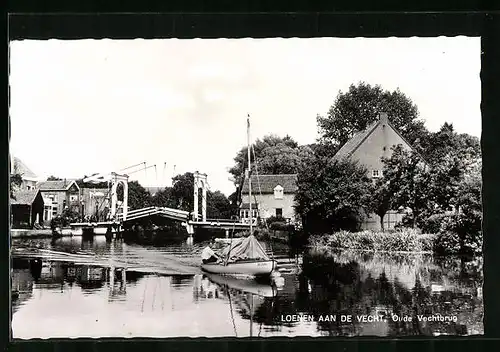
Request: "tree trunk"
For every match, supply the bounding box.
[379,215,385,232]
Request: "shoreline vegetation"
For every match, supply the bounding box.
[307,228,482,256]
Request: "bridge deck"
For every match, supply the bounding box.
[114,206,251,229]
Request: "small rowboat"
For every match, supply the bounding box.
[201,259,277,277]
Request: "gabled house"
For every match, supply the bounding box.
[38,180,81,217]
[10,189,45,228]
[10,157,40,191]
[332,112,417,230]
[239,174,298,224]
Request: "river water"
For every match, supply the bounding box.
[10,234,483,338]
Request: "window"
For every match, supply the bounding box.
[372,170,381,178]
[275,208,283,218]
[274,185,284,199]
[70,195,78,202]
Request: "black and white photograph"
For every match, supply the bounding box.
[9,36,483,338]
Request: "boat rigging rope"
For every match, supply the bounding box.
[226,285,238,337]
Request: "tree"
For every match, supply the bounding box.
[369,177,394,232]
[122,181,152,210]
[171,172,196,212]
[380,145,433,228]
[417,123,480,168]
[10,173,22,199]
[207,191,232,219]
[47,175,63,181]
[151,187,176,208]
[415,123,481,214]
[229,134,302,186]
[317,82,427,148]
[10,160,23,199]
[295,158,372,233]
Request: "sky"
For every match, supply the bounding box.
[9,37,481,196]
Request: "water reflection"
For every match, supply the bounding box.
[11,237,483,338]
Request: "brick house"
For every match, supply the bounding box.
[38,180,81,221]
[239,174,298,224]
[332,112,417,230]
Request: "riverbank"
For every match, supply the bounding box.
[11,229,53,239]
[308,230,436,253]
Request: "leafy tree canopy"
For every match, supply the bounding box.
[295,158,372,233]
[229,134,303,186]
[47,175,63,181]
[317,82,428,148]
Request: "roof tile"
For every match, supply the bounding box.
[241,174,298,194]
[11,189,39,205]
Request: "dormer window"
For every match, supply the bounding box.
[274,185,284,199]
[372,170,381,178]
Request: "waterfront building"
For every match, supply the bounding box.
[239,174,298,224]
[38,180,81,218]
[332,112,417,230]
[10,188,45,228]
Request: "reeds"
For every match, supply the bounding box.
[308,230,436,253]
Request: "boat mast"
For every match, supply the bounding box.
[247,114,253,235]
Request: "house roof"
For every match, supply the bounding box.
[332,121,379,161]
[332,113,417,162]
[11,189,40,205]
[38,180,79,191]
[241,174,298,194]
[12,157,38,180]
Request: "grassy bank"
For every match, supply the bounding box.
[309,229,436,253]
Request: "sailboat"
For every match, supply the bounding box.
[201,115,277,277]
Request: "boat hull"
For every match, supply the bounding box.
[201,260,276,277]
[205,273,277,297]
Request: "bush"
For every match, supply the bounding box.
[420,213,449,234]
[434,212,482,255]
[433,231,461,255]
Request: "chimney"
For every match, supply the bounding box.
[379,112,389,125]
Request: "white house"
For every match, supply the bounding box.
[239,174,298,224]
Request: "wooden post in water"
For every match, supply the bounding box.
[121,268,126,290]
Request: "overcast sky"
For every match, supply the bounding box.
[9,37,481,196]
